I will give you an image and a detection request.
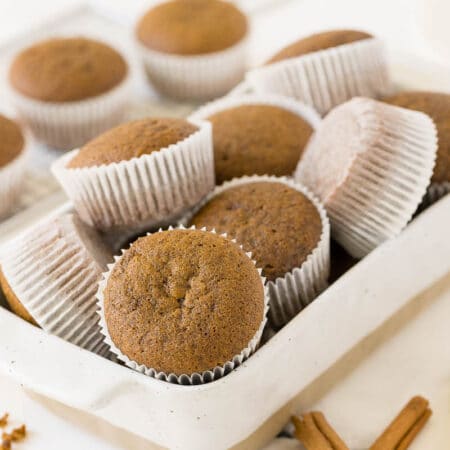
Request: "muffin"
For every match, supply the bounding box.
[190,94,321,184]
[0,213,113,356]
[52,117,214,234]
[136,0,248,100]
[295,97,437,258]
[246,29,390,115]
[98,228,268,384]
[9,37,130,149]
[0,114,27,218]
[187,176,330,328]
[384,91,450,204]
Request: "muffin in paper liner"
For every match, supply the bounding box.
[0,213,113,357]
[295,97,438,259]
[0,147,27,219]
[8,73,132,150]
[97,225,270,385]
[181,175,330,329]
[246,37,391,115]
[189,91,321,129]
[51,119,214,235]
[137,38,248,101]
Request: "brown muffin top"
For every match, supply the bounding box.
[189,181,322,281]
[384,91,450,183]
[207,104,313,184]
[104,229,264,375]
[10,37,127,102]
[136,0,248,55]
[0,114,24,167]
[267,29,373,64]
[68,118,198,168]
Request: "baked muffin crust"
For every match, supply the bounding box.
[267,29,372,64]
[136,0,247,55]
[384,91,450,183]
[0,267,37,325]
[190,181,322,281]
[207,104,313,184]
[104,229,264,375]
[10,37,127,102]
[0,114,24,168]
[68,118,198,168]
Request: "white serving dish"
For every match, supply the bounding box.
[0,195,449,450]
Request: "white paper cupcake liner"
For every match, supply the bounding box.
[9,74,132,150]
[0,148,27,219]
[296,99,437,259]
[180,175,330,329]
[51,119,215,234]
[246,37,391,115]
[137,37,248,101]
[97,225,270,385]
[421,181,450,208]
[0,213,113,357]
[189,92,322,130]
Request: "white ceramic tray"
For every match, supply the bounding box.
[1,196,449,450]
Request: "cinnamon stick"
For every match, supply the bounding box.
[0,415,8,428]
[397,408,432,450]
[370,396,431,450]
[293,412,349,450]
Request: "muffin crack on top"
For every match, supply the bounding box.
[103,229,265,375]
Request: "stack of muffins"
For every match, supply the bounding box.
[0,0,447,385]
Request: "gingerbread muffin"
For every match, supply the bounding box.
[0,213,113,355]
[52,117,214,232]
[0,114,26,218]
[99,228,266,383]
[68,117,197,168]
[384,91,450,198]
[197,102,315,184]
[187,177,330,328]
[10,37,127,102]
[136,0,247,55]
[246,29,390,115]
[266,29,373,64]
[9,37,130,149]
[190,181,322,281]
[0,114,24,167]
[135,0,249,100]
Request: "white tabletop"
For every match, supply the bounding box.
[0,0,449,449]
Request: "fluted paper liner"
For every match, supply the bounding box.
[9,73,132,150]
[0,148,27,218]
[0,213,113,357]
[189,92,321,130]
[296,98,438,258]
[180,175,330,329]
[246,37,391,115]
[51,119,214,234]
[97,226,270,385]
[137,38,248,101]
